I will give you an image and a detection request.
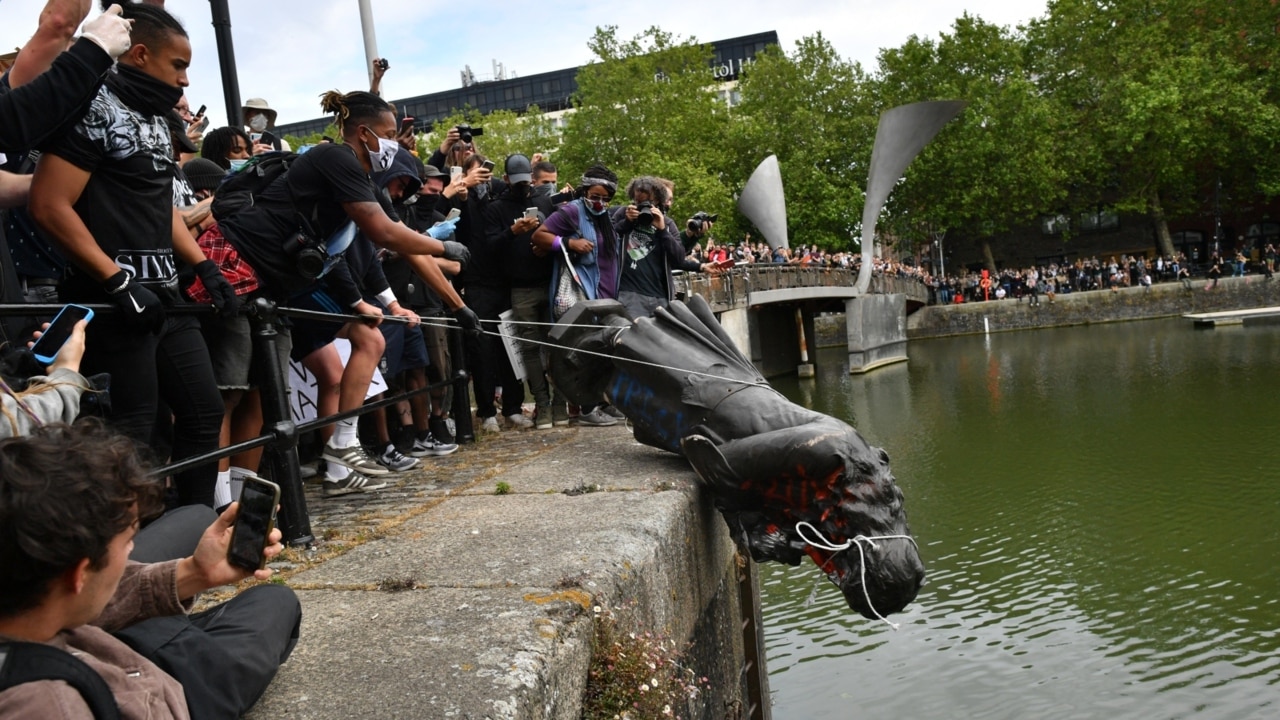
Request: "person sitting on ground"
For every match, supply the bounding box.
[0,420,300,719]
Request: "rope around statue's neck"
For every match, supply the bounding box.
[795,521,919,630]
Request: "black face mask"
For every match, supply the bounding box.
[531,183,554,198]
[106,63,185,117]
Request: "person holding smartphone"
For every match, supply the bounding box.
[0,316,89,439]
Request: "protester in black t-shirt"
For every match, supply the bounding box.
[217,89,477,496]
[27,4,237,508]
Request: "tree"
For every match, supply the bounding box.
[873,14,1071,271]
[557,26,737,237]
[1025,0,1280,257]
[420,106,559,168]
[730,34,877,251]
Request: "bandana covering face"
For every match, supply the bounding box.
[106,63,184,117]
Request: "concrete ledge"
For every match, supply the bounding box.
[247,427,743,719]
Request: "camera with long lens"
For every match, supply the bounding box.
[635,200,654,226]
[456,124,484,143]
[687,211,718,234]
[281,231,328,280]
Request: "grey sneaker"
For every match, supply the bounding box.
[574,408,618,427]
[601,405,626,420]
[410,433,459,457]
[322,469,389,497]
[534,404,553,429]
[506,412,534,430]
[552,404,570,426]
[323,442,392,476]
[378,443,420,473]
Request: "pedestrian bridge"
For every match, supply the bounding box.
[673,266,927,377]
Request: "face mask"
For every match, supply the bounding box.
[362,127,399,172]
[584,198,608,215]
[228,158,248,172]
[248,114,269,132]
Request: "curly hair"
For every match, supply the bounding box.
[0,420,164,618]
[200,126,251,170]
[624,175,669,207]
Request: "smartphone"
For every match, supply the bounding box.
[258,131,277,147]
[30,304,93,365]
[227,475,280,572]
[450,166,463,181]
[715,259,736,269]
[480,159,495,173]
[193,116,210,133]
[445,207,461,222]
[523,207,539,220]
[195,104,207,117]
[400,117,415,132]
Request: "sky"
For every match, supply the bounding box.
[0,0,1049,129]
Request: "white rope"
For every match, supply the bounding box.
[794,521,919,631]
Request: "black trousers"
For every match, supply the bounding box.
[81,312,224,507]
[125,506,301,720]
[463,284,523,418]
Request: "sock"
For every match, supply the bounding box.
[331,418,358,449]
[229,466,252,501]
[213,470,233,509]
[327,463,351,481]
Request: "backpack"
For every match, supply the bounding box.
[0,642,120,720]
[209,151,300,221]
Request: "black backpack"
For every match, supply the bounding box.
[0,642,120,720]
[210,151,300,221]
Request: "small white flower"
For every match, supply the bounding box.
[640,683,649,693]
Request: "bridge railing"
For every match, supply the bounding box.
[676,265,927,310]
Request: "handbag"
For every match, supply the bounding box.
[552,239,588,320]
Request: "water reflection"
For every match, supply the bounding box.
[764,319,1280,720]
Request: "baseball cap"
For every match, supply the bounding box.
[505,153,532,184]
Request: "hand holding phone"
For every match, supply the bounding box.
[258,131,277,148]
[30,304,93,365]
[523,207,539,220]
[227,475,281,572]
[480,159,496,173]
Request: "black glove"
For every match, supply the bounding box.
[103,270,165,334]
[452,305,481,339]
[195,260,241,315]
[441,240,471,269]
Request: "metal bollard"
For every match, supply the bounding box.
[248,298,314,546]
[447,323,474,445]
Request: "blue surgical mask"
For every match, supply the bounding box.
[228,158,248,172]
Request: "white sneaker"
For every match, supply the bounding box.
[506,412,534,430]
[377,443,420,473]
[480,416,501,434]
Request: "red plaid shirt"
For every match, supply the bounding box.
[185,223,261,303]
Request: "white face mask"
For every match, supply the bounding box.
[362,127,399,172]
[228,158,248,172]
[248,114,269,132]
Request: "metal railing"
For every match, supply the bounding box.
[674,265,929,311]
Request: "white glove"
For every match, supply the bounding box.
[81,5,133,60]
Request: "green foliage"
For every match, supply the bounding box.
[494,481,511,495]
[557,27,738,242]
[582,605,709,720]
[873,14,1070,262]
[281,131,332,150]
[421,106,559,168]
[731,34,876,251]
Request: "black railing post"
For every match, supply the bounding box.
[248,298,314,546]
[447,324,475,445]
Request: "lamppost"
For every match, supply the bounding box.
[209,0,242,130]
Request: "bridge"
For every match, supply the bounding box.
[673,265,928,377]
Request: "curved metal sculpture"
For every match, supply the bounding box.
[854,100,967,293]
[548,297,924,620]
[738,154,789,250]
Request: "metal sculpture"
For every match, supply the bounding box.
[737,154,789,250]
[548,297,924,620]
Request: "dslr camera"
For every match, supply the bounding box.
[635,201,655,226]
[687,211,718,234]
[281,230,328,280]
[375,58,390,71]
[456,124,484,143]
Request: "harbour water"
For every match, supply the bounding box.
[763,318,1280,719]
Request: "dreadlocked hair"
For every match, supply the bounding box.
[116,2,187,51]
[319,90,393,134]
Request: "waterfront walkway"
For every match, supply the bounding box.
[242,423,735,719]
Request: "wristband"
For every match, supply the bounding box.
[376,288,398,307]
[552,236,562,251]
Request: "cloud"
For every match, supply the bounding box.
[0,0,1046,129]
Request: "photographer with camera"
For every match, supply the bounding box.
[680,211,717,255]
[426,124,483,174]
[610,176,720,320]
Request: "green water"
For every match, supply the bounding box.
[763,318,1280,719]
